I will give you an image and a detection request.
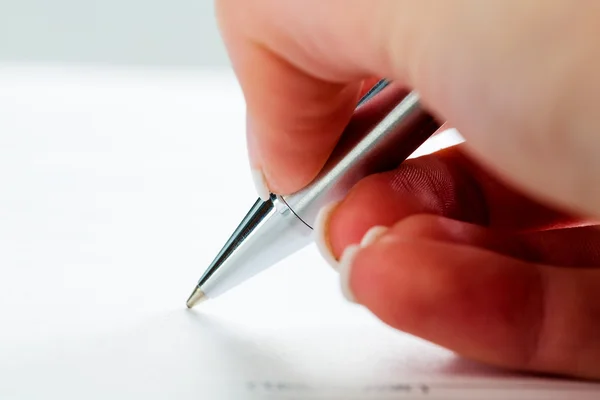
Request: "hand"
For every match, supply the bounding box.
[215,0,600,379]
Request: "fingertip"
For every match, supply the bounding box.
[327,171,430,257]
[247,76,362,196]
[338,244,361,303]
[338,225,392,304]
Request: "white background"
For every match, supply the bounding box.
[0,65,597,399]
[0,1,228,68]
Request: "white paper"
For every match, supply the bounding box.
[0,64,597,399]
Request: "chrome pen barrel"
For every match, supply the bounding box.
[187,83,440,304]
[281,91,439,228]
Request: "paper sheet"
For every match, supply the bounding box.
[0,64,598,399]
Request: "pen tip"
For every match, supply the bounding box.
[186,287,206,309]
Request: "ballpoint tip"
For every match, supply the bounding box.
[185,287,206,308]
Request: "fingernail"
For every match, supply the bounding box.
[338,244,361,303]
[339,226,388,303]
[314,201,341,269]
[251,168,271,201]
[246,115,270,201]
[360,225,389,247]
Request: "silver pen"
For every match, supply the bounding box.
[186,80,440,307]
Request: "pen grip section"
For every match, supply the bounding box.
[282,88,440,228]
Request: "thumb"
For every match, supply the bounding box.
[217,0,600,218]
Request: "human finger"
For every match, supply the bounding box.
[315,144,591,260]
[338,232,600,379]
[377,214,600,268]
[217,0,600,218]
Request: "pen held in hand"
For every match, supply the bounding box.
[186,81,441,308]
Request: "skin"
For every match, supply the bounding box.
[215,0,600,379]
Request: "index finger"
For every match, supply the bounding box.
[215,0,425,198]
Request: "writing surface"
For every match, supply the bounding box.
[0,64,597,399]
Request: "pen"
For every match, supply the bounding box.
[186,80,440,308]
